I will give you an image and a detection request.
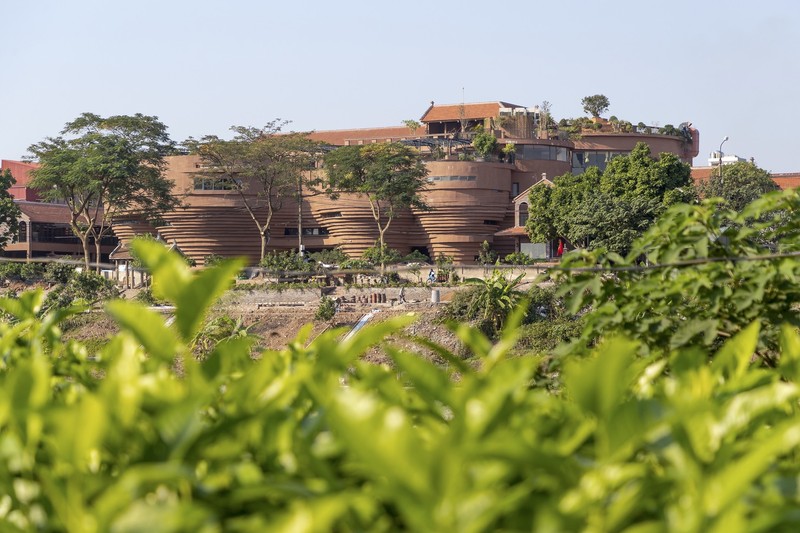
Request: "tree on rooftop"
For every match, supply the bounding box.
[0,169,21,250]
[526,142,695,254]
[324,143,429,273]
[28,113,179,270]
[696,160,779,212]
[188,121,322,261]
[402,120,421,135]
[472,131,498,159]
[581,94,610,118]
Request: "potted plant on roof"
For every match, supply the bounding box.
[472,131,497,162]
[500,142,516,164]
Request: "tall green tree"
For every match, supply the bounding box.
[526,143,695,254]
[0,169,22,249]
[696,160,779,211]
[188,122,321,260]
[581,94,610,118]
[324,142,429,272]
[28,113,179,270]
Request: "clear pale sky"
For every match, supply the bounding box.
[2,0,799,172]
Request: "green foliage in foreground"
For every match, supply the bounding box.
[555,189,800,358]
[4,240,800,530]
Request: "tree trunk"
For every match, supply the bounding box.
[260,232,267,262]
[297,176,303,254]
[81,236,90,271]
[94,238,102,274]
[378,224,388,275]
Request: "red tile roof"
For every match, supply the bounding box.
[494,226,528,237]
[16,201,75,224]
[420,101,524,123]
[772,173,800,190]
[690,167,714,184]
[307,126,418,146]
[691,167,800,190]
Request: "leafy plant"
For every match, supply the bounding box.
[42,271,118,312]
[478,240,498,264]
[472,131,498,159]
[308,248,349,266]
[44,258,77,284]
[362,243,402,266]
[5,239,800,530]
[503,251,535,265]
[259,249,315,273]
[315,295,336,321]
[401,249,430,264]
[553,189,800,358]
[192,314,252,357]
[203,253,225,267]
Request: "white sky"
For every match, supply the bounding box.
[2,0,799,172]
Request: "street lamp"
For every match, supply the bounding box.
[718,136,729,181]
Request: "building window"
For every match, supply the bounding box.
[18,221,27,243]
[284,227,330,236]
[517,145,571,162]
[30,223,80,244]
[427,175,477,183]
[518,202,529,226]
[572,150,626,173]
[193,177,241,190]
[483,220,499,226]
[512,182,520,196]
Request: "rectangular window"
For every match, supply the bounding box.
[512,182,520,196]
[193,177,241,190]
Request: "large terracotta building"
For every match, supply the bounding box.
[1,159,117,261]
[110,101,700,265]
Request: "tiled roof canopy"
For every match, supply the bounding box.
[307,126,417,146]
[420,101,524,123]
[16,201,74,224]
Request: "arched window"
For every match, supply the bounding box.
[518,202,529,226]
[18,221,27,243]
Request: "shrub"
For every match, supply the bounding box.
[192,314,251,357]
[315,295,336,321]
[259,250,314,273]
[401,249,430,264]
[503,251,535,265]
[134,286,168,306]
[308,248,349,266]
[44,258,77,284]
[19,261,45,281]
[42,271,117,311]
[362,244,402,266]
[472,131,498,159]
[478,240,498,264]
[339,258,374,270]
[203,253,225,267]
[0,261,22,281]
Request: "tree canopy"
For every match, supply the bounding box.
[526,142,695,254]
[696,160,780,212]
[324,143,428,270]
[28,113,179,269]
[581,94,610,118]
[188,121,322,260]
[0,169,21,249]
[554,188,800,358]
